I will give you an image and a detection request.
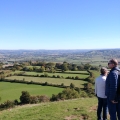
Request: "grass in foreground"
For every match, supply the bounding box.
[0,98,98,120]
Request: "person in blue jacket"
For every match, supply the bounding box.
[105,59,120,120]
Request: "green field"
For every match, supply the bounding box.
[26,66,40,68]
[13,70,89,78]
[0,98,98,120]
[5,76,87,88]
[65,70,89,73]
[0,82,63,103]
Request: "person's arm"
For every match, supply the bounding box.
[95,79,97,96]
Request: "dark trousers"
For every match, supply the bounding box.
[97,97,107,120]
[107,99,120,120]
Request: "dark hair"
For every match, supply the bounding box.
[100,67,108,75]
[109,59,118,66]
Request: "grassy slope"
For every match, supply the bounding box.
[0,70,101,119]
[0,98,98,120]
[0,82,63,103]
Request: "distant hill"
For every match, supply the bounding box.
[0,49,120,64]
[85,49,120,59]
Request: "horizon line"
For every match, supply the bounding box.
[0,48,120,50]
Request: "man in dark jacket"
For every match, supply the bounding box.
[105,59,120,120]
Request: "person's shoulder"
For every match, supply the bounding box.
[111,70,118,74]
[95,75,102,80]
[96,75,101,78]
[102,75,106,79]
[111,67,120,72]
[110,70,118,78]
[95,76,99,80]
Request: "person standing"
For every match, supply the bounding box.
[95,67,108,120]
[105,59,120,120]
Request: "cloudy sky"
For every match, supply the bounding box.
[0,0,120,50]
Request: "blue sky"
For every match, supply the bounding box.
[0,0,120,50]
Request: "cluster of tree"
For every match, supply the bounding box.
[83,70,95,97]
[50,88,80,101]
[0,100,15,110]
[56,62,99,71]
[1,61,100,73]
[50,81,95,101]
[0,63,3,70]
[22,62,99,72]
[0,72,5,80]
[85,70,95,84]
[20,91,50,104]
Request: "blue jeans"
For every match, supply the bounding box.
[107,99,120,120]
[97,97,107,120]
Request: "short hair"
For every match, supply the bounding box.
[100,67,108,75]
[109,58,118,66]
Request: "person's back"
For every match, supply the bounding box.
[95,67,108,120]
[95,75,107,98]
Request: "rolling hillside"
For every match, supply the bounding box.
[0,98,98,120]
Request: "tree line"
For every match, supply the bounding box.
[1,61,100,72]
